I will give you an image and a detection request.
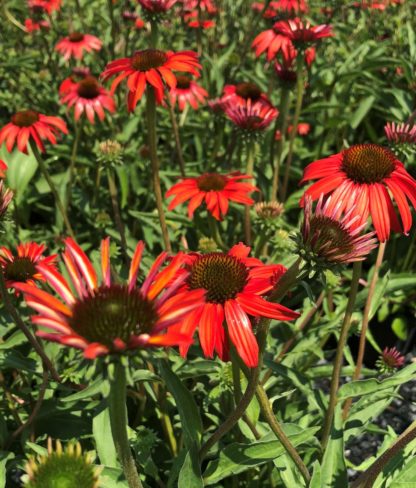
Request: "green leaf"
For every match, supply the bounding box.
[61,377,108,403]
[93,406,118,468]
[349,96,375,129]
[99,467,129,488]
[391,317,408,341]
[321,406,347,488]
[158,360,203,449]
[178,449,204,488]
[338,363,416,400]
[2,148,38,203]
[203,426,319,485]
[390,456,416,487]
[309,461,322,488]
[0,452,14,488]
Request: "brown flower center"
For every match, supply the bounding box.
[69,285,158,349]
[77,76,101,99]
[69,32,85,42]
[4,257,37,283]
[11,110,39,127]
[131,49,167,71]
[341,144,396,184]
[235,82,262,101]
[308,215,353,257]
[197,174,227,192]
[176,75,191,89]
[187,253,249,303]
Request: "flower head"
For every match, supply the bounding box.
[376,347,405,373]
[25,18,50,33]
[0,160,7,179]
[252,23,293,61]
[166,172,258,220]
[59,68,91,96]
[169,75,208,111]
[0,181,13,221]
[27,0,61,14]
[297,195,377,272]
[101,49,201,111]
[273,18,333,46]
[0,242,56,289]
[385,122,416,145]
[182,0,217,13]
[222,82,271,107]
[172,243,299,367]
[138,0,178,13]
[24,438,100,488]
[60,75,115,124]
[16,238,204,359]
[301,143,416,242]
[224,99,278,133]
[0,110,68,153]
[255,200,284,220]
[96,139,123,167]
[55,33,102,61]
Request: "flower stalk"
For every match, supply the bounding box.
[66,120,82,211]
[321,261,362,450]
[281,54,305,201]
[167,99,186,177]
[107,167,129,264]
[29,140,75,239]
[108,361,143,488]
[244,141,257,245]
[342,241,387,420]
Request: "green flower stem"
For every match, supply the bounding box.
[255,384,311,483]
[146,87,172,252]
[66,120,82,211]
[150,20,158,48]
[351,419,416,488]
[107,0,117,57]
[209,118,225,167]
[29,140,75,239]
[207,214,226,250]
[244,142,257,245]
[0,269,61,383]
[321,261,362,450]
[108,362,143,488]
[199,258,302,461]
[254,228,271,258]
[107,168,129,264]
[342,241,387,420]
[167,99,186,177]
[281,54,305,201]
[271,86,291,201]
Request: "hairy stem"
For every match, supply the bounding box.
[321,261,362,449]
[107,168,129,264]
[0,269,61,383]
[281,55,305,201]
[342,241,386,420]
[30,141,75,238]
[66,120,82,211]
[146,88,172,252]
[244,142,256,245]
[167,100,186,177]
[108,362,143,488]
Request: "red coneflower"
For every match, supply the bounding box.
[0,182,13,220]
[274,18,333,46]
[182,0,217,13]
[252,23,293,61]
[0,242,57,288]
[185,12,216,29]
[60,75,116,123]
[252,0,307,15]
[101,49,201,111]
[167,172,258,220]
[59,67,91,96]
[299,195,377,269]
[169,75,208,111]
[224,99,278,132]
[0,160,7,179]
[376,347,405,373]
[15,238,205,359]
[301,143,416,242]
[25,18,50,33]
[222,82,271,107]
[172,243,299,367]
[55,33,102,61]
[385,122,416,145]
[288,122,311,136]
[0,110,68,153]
[138,0,178,12]
[27,0,61,14]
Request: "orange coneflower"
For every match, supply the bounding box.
[166,172,258,220]
[0,110,68,153]
[172,243,299,367]
[169,75,208,110]
[101,49,201,111]
[15,238,205,359]
[301,143,416,242]
[274,18,333,46]
[0,242,57,289]
[60,75,115,123]
[55,33,102,61]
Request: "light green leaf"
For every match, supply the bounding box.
[321,406,347,488]
[178,449,203,488]
[349,96,375,129]
[93,406,118,468]
[2,148,38,203]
